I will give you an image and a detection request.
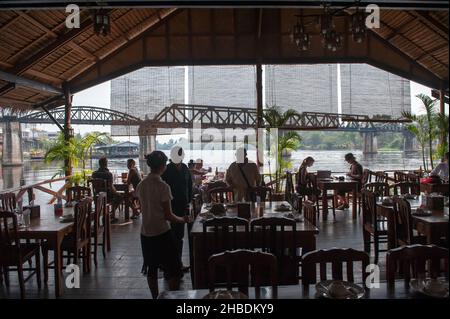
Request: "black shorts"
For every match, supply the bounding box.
[140,230,182,278]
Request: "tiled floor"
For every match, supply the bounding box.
[0,206,387,299]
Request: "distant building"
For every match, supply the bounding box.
[94,141,139,158]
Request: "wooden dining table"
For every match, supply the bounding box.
[376,197,449,249]
[16,204,74,298]
[317,177,359,220]
[190,201,319,289]
[158,280,441,299]
[113,183,130,220]
[420,183,449,195]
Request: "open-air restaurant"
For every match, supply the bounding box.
[0,0,449,305]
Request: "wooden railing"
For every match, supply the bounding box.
[0,175,73,204]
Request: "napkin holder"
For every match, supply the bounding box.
[237,203,251,219]
[23,204,40,219]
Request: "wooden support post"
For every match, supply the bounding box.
[256,63,264,169]
[63,83,73,177]
[439,89,447,161]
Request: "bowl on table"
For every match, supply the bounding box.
[274,203,291,212]
[59,214,74,223]
[315,280,365,299]
[412,208,432,217]
[381,197,394,206]
[410,278,449,298]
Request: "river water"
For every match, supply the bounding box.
[0,149,423,191]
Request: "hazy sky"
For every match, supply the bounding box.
[31,69,444,143]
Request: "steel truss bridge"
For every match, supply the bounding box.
[0,104,409,135]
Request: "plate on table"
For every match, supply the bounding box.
[202,290,248,299]
[274,204,292,212]
[284,212,303,222]
[315,280,365,299]
[410,279,449,298]
[412,209,433,217]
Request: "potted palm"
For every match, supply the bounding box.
[262,106,302,199]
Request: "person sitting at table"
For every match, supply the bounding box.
[126,158,142,219]
[92,157,122,222]
[225,148,261,202]
[430,151,449,183]
[137,150,191,299]
[336,153,363,210]
[297,156,316,196]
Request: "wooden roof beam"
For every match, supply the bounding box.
[409,11,449,41]
[0,96,33,108]
[0,83,16,95]
[0,70,62,94]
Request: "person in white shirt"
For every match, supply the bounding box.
[136,151,192,299]
[430,152,449,182]
[225,148,261,202]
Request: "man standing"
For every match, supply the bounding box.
[162,146,193,272]
[225,148,261,202]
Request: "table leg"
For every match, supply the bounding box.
[53,232,64,298]
[352,187,357,219]
[124,194,130,220]
[386,213,397,250]
[106,210,111,252]
[322,187,328,221]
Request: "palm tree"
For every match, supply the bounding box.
[402,112,429,171]
[262,106,302,192]
[434,112,449,160]
[416,94,438,169]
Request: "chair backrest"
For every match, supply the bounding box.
[0,210,21,256]
[303,200,317,226]
[361,189,380,231]
[74,197,93,243]
[67,186,92,202]
[290,193,303,214]
[250,217,298,284]
[301,248,370,286]
[386,245,449,287]
[362,169,371,185]
[374,171,388,183]
[207,249,278,298]
[209,187,234,203]
[0,192,17,211]
[393,197,414,246]
[93,192,107,235]
[249,186,273,202]
[202,216,249,254]
[363,182,390,197]
[391,182,419,196]
[394,171,408,183]
[284,172,294,203]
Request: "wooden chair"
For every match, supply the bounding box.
[301,248,370,287]
[248,186,273,202]
[308,174,336,218]
[290,192,303,215]
[208,187,234,203]
[91,178,116,222]
[67,186,92,202]
[361,169,371,185]
[42,198,93,282]
[386,244,449,287]
[394,171,408,183]
[393,197,426,247]
[361,189,388,264]
[250,217,298,284]
[362,182,390,197]
[202,217,249,285]
[0,210,41,298]
[91,192,109,267]
[302,200,317,226]
[390,182,419,196]
[284,171,295,204]
[0,192,17,211]
[207,249,278,298]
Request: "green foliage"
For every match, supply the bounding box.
[263,106,302,192]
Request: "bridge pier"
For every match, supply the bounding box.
[139,134,156,175]
[362,132,378,155]
[1,118,23,166]
[403,131,415,152]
